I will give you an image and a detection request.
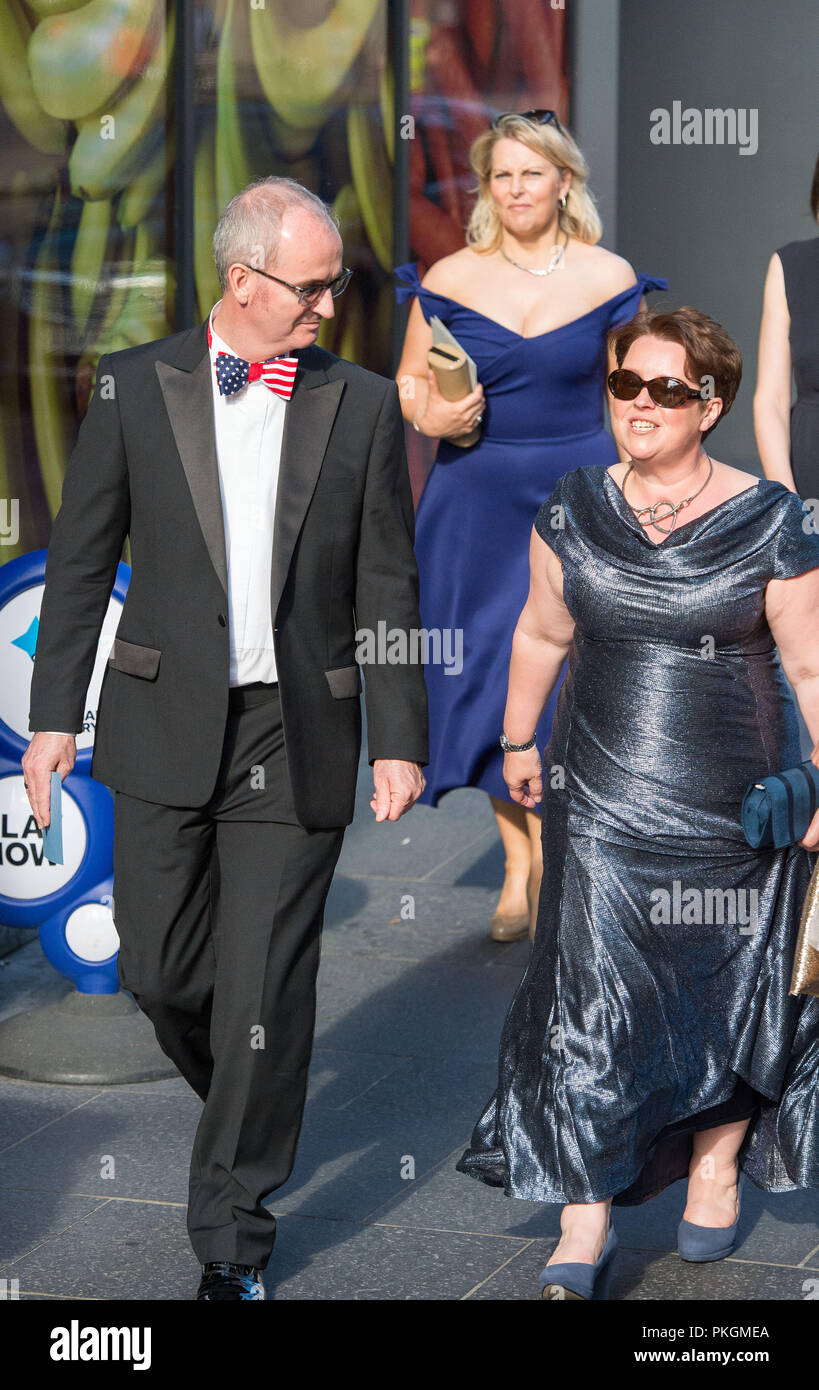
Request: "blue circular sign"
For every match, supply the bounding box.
[0,548,130,766]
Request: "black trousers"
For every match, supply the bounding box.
[111,682,345,1268]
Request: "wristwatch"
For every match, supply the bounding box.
[500,731,537,752]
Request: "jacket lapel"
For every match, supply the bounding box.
[270,352,345,621]
[156,327,228,596]
[154,326,345,616]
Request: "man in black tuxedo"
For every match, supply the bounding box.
[23,177,429,1300]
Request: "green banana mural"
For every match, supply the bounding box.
[69,8,173,200]
[1,0,395,556]
[29,190,75,520]
[250,0,381,128]
[0,0,67,154]
[70,197,116,337]
[28,0,162,123]
[117,136,172,229]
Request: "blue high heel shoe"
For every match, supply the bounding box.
[677,1171,745,1262]
[539,1224,619,1301]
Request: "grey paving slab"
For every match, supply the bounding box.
[323,876,530,969]
[0,1079,108,1150]
[264,1212,528,1300]
[0,937,74,1024]
[337,790,497,881]
[270,1057,496,1222]
[369,1157,563,1240]
[0,1198,191,1301]
[611,1247,818,1302]
[33,1048,415,1113]
[314,942,523,1061]
[423,829,511,888]
[0,1090,201,1203]
[733,1182,819,1267]
[0,923,28,959]
[0,1187,110,1266]
[91,1075,189,1096]
[304,1048,409,1110]
[16,1292,107,1300]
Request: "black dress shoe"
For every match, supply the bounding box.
[196,1262,265,1300]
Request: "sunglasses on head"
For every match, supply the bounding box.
[607,369,705,409]
[489,109,565,135]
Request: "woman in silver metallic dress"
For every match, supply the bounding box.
[457,307,819,1301]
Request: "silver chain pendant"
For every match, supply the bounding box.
[631,499,685,534]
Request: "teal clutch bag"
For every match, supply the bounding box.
[741,760,819,849]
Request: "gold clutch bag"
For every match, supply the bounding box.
[790,856,819,996]
[427,343,481,449]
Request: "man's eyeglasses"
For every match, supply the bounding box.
[490,109,565,135]
[239,263,353,308]
[607,369,707,409]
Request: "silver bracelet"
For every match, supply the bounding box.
[500,731,537,752]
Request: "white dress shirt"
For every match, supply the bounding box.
[41,306,285,735]
[208,301,285,686]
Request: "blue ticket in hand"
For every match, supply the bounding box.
[42,771,63,865]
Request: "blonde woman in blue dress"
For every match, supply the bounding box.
[395,112,666,943]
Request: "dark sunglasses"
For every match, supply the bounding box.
[490,108,565,135]
[240,263,352,307]
[607,369,706,409]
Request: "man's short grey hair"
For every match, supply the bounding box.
[212,177,340,293]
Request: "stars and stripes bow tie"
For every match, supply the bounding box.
[207,321,298,400]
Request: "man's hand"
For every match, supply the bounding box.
[370,759,425,822]
[21,733,77,829]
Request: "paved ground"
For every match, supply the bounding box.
[1,752,818,1302]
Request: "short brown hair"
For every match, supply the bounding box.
[608,306,742,439]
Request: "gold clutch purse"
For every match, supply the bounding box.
[427,340,481,450]
[790,856,819,996]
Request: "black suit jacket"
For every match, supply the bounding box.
[28,322,429,829]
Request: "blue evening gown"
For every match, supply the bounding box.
[457,466,819,1204]
[393,262,667,806]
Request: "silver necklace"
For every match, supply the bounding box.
[499,240,566,276]
[622,454,713,534]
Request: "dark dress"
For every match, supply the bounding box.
[778,238,819,499]
[457,465,819,1205]
[393,263,667,806]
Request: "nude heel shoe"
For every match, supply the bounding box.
[490,907,529,941]
[490,864,530,942]
[539,1225,619,1301]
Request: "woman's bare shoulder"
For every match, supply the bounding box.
[605,460,629,487]
[423,247,492,293]
[718,462,763,491]
[570,242,638,295]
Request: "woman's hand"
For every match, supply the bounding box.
[416,370,485,440]
[799,745,819,849]
[800,809,819,851]
[504,748,543,809]
[767,580,819,848]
